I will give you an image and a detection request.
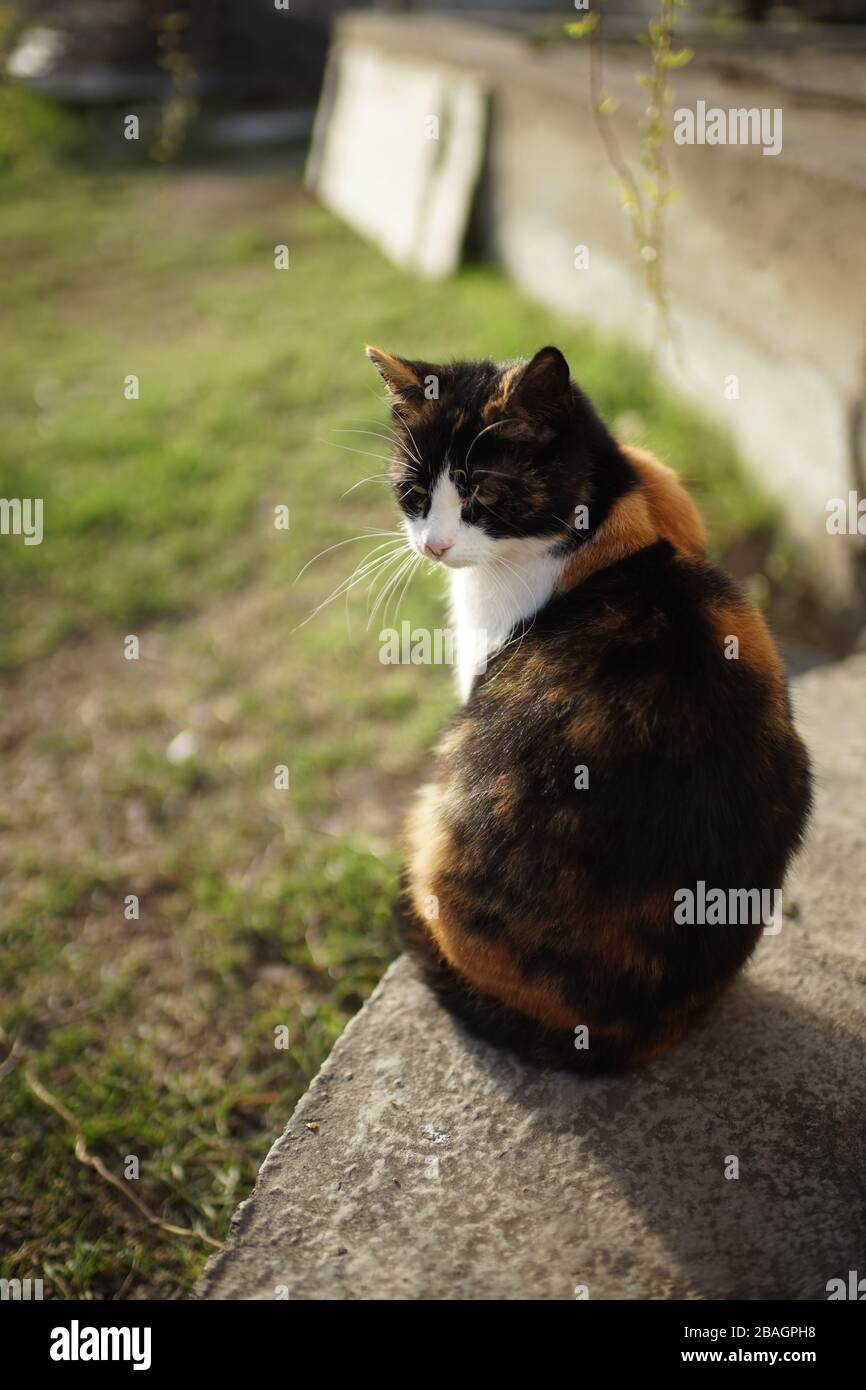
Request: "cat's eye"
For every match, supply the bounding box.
[408,485,427,498]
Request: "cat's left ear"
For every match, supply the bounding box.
[365,345,426,408]
[506,346,572,413]
[485,346,572,437]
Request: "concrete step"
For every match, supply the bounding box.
[198,654,866,1301]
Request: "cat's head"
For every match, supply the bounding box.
[365,345,609,569]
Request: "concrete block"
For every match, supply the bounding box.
[198,655,866,1302]
[307,37,487,279]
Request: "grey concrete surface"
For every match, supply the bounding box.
[198,655,866,1301]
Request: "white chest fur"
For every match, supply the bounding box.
[448,548,566,702]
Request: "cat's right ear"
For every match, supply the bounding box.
[365,346,425,409]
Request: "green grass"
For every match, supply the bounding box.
[0,162,773,669]
[2,842,397,1297]
[0,150,777,1299]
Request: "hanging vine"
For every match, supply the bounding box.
[566,2,693,344]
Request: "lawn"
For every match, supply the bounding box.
[0,150,776,1298]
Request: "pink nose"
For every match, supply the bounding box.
[423,539,452,559]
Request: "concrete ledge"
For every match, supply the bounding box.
[199,655,866,1301]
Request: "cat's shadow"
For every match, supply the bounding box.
[450,974,866,1300]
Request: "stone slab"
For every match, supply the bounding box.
[306,38,487,279]
[198,655,866,1302]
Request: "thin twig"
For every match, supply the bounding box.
[0,1033,23,1080]
[22,1065,222,1250]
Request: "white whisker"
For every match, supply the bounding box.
[315,437,394,466]
[465,417,520,468]
[293,529,400,583]
[293,542,406,632]
[369,550,415,630]
[390,553,422,630]
[340,473,391,499]
[333,427,421,466]
[394,410,423,470]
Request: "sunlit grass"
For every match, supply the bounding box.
[0,155,774,1298]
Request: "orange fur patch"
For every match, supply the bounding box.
[558,446,705,595]
[481,363,522,421]
[404,779,677,1032]
[710,598,787,733]
[404,783,577,1029]
[428,916,579,1031]
[558,487,658,593]
[623,445,706,556]
[710,599,782,680]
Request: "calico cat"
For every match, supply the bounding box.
[366,343,812,1072]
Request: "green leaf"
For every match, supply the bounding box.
[661,46,694,68]
[564,15,600,39]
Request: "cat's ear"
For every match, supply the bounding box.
[484,346,572,438]
[507,346,572,413]
[365,346,425,407]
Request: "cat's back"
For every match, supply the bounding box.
[443,539,811,888]
[469,538,781,750]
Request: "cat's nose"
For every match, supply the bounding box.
[423,538,452,559]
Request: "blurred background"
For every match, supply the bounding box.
[1,0,864,1298]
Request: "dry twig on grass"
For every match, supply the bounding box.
[21,1064,222,1251]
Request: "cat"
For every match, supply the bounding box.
[366,343,813,1072]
